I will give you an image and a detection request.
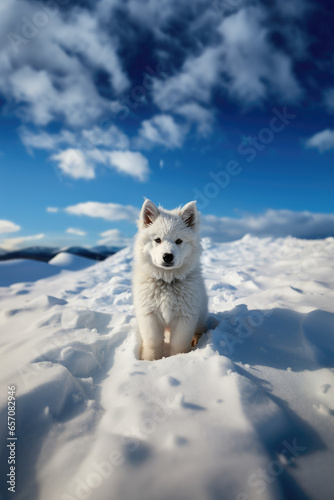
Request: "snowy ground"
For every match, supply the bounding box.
[0,235,334,500]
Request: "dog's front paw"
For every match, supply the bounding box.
[141,342,163,361]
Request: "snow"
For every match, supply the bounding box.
[0,253,96,288]
[0,235,334,500]
[0,259,61,287]
[49,252,96,271]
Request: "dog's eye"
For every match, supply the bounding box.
[175,239,183,245]
[154,238,162,244]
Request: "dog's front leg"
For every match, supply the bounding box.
[170,316,198,356]
[138,313,164,361]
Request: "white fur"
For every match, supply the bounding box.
[133,199,208,360]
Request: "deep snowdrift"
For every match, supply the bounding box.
[0,236,333,500]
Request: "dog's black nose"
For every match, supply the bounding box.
[163,253,174,264]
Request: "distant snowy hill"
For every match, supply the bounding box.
[0,252,95,286]
[0,246,59,262]
[49,252,96,271]
[0,236,333,500]
[0,245,121,264]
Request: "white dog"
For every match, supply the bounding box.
[133,199,208,360]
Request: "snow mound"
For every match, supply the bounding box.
[0,238,334,500]
[0,259,61,286]
[49,251,96,270]
[27,294,67,309]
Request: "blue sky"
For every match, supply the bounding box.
[0,0,334,249]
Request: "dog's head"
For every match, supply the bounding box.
[136,199,201,277]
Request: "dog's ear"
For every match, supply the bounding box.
[180,201,198,228]
[140,199,159,227]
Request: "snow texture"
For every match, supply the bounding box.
[0,236,334,500]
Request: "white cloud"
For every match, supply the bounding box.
[51,147,150,182]
[0,2,129,127]
[20,127,77,152]
[175,103,214,136]
[152,5,302,112]
[53,9,129,94]
[136,114,188,149]
[98,228,132,247]
[201,210,334,242]
[46,207,59,213]
[20,124,129,155]
[107,151,150,181]
[0,0,310,164]
[21,125,130,154]
[21,126,147,181]
[9,66,57,126]
[66,228,87,236]
[153,47,220,111]
[305,129,334,153]
[51,149,96,180]
[65,202,138,222]
[81,125,129,150]
[8,65,110,128]
[0,219,21,234]
[218,7,302,105]
[122,0,192,32]
[0,233,45,251]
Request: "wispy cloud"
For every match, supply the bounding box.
[1,0,310,164]
[202,209,334,242]
[136,114,188,149]
[20,125,129,153]
[66,228,87,236]
[51,149,96,180]
[81,126,129,150]
[152,46,220,112]
[305,129,334,153]
[152,4,303,112]
[1,2,129,127]
[65,202,138,222]
[46,207,59,213]
[0,219,21,234]
[107,151,150,181]
[19,127,76,153]
[22,127,148,181]
[98,228,132,247]
[175,103,214,137]
[49,147,150,181]
[0,233,45,250]
[217,6,302,105]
